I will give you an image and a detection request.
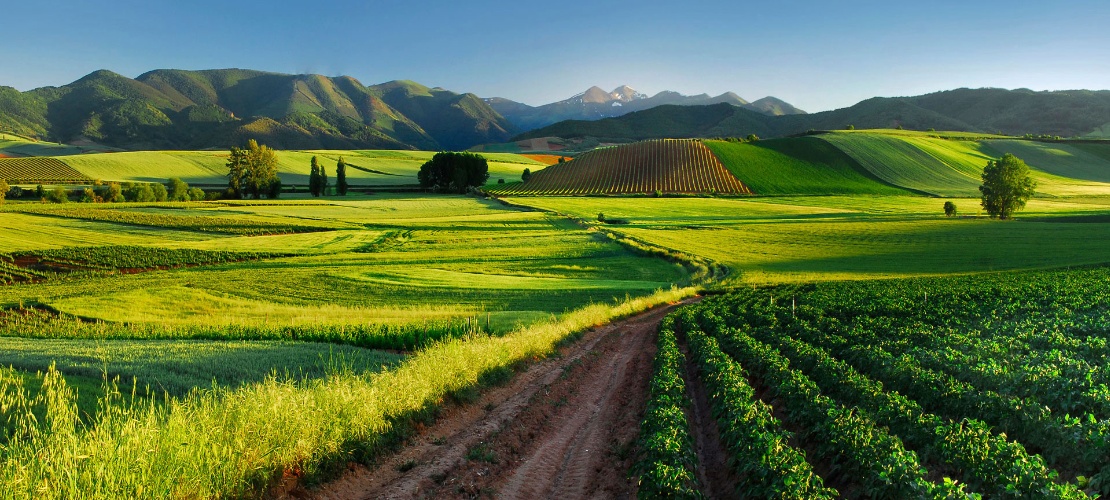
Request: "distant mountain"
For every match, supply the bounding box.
[0,69,518,151]
[516,88,1110,142]
[485,85,805,131]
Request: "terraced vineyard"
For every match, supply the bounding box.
[639,268,1110,498]
[489,139,751,195]
[0,157,92,184]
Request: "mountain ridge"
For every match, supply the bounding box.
[486,85,805,131]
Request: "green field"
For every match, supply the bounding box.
[705,138,911,195]
[512,195,1110,284]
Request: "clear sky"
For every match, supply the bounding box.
[3,0,1108,112]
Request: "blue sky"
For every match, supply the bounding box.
[3,0,1108,112]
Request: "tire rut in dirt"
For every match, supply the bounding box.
[679,342,740,499]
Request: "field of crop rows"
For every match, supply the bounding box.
[639,268,1110,498]
[490,139,751,195]
[0,157,92,184]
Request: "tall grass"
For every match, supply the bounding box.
[0,286,694,498]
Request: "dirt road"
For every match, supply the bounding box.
[288,300,694,499]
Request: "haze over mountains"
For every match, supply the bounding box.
[0,68,1108,152]
[486,85,805,131]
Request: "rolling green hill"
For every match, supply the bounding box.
[704,137,912,195]
[0,69,518,152]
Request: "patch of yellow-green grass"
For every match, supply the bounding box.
[0,213,224,253]
[47,286,476,327]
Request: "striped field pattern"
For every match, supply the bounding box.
[489,139,751,195]
[0,157,93,184]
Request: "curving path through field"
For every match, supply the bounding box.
[282,299,697,499]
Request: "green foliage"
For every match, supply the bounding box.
[417,152,489,193]
[309,156,321,197]
[672,269,1110,497]
[336,156,349,196]
[187,187,206,201]
[980,153,1036,219]
[151,183,168,202]
[944,200,957,217]
[635,315,701,499]
[0,179,7,204]
[80,187,96,203]
[168,178,190,202]
[226,140,280,199]
[521,167,532,182]
[47,185,69,204]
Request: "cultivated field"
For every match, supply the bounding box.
[489,139,752,195]
[642,269,1110,497]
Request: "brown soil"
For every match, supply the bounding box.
[279,298,698,500]
[679,344,740,498]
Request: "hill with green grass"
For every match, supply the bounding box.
[516,88,1110,142]
[0,69,518,151]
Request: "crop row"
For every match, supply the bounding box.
[635,315,700,498]
[0,157,92,183]
[8,246,280,274]
[644,268,1110,497]
[491,139,752,195]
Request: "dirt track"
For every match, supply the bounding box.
[286,299,695,499]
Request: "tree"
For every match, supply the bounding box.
[980,153,1036,220]
[0,180,7,205]
[336,156,349,196]
[226,139,280,199]
[521,168,532,182]
[151,183,168,202]
[187,187,206,201]
[168,178,190,201]
[104,183,124,202]
[943,201,957,217]
[309,156,322,197]
[48,185,69,204]
[320,163,329,196]
[80,187,98,203]
[418,152,489,193]
[846,124,855,130]
[746,134,760,142]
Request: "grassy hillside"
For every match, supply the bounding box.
[705,138,911,195]
[489,139,750,195]
[818,133,986,196]
[982,140,1110,183]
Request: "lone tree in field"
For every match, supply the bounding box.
[943,201,957,217]
[336,156,349,196]
[980,153,1036,219]
[227,140,280,199]
[521,167,532,182]
[309,156,322,197]
[418,152,489,193]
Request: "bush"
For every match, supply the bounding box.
[168,178,190,201]
[188,187,206,201]
[80,188,98,203]
[151,183,168,202]
[497,178,505,184]
[47,185,70,204]
[943,201,957,217]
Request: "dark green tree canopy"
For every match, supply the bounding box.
[336,156,349,196]
[943,201,957,217]
[309,156,322,197]
[980,153,1036,219]
[227,139,280,199]
[418,152,489,193]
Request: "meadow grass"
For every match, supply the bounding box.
[705,138,910,195]
[818,133,983,196]
[983,140,1110,183]
[512,196,1110,285]
[0,286,694,499]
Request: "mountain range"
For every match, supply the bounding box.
[0,69,516,151]
[516,88,1110,142]
[485,85,805,131]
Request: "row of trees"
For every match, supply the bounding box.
[6,178,209,204]
[308,156,349,197]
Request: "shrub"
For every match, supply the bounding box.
[47,185,70,204]
[188,187,206,201]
